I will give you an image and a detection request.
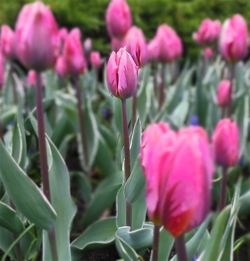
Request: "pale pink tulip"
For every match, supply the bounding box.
[0,25,16,59]
[217,80,232,107]
[90,51,102,69]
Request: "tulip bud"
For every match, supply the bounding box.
[155,24,183,63]
[58,27,68,52]
[219,14,248,62]
[55,56,68,77]
[90,51,102,69]
[0,52,5,89]
[0,25,16,59]
[106,47,138,99]
[15,1,59,71]
[212,119,239,167]
[203,48,214,59]
[217,80,232,107]
[160,127,214,237]
[106,0,132,38]
[124,26,147,67]
[84,38,92,54]
[140,122,176,223]
[27,70,37,86]
[62,28,87,76]
[193,18,221,45]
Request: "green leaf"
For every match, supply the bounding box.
[199,206,231,261]
[71,217,116,250]
[42,138,76,261]
[0,141,56,230]
[0,202,23,234]
[116,224,153,250]
[82,175,122,227]
[157,228,174,261]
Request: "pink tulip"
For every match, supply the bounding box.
[62,28,87,76]
[27,70,37,86]
[0,25,16,59]
[58,27,68,52]
[160,126,214,237]
[106,0,132,38]
[15,1,59,71]
[0,52,5,89]
[55,56,68,77]
[90,51,102,69]
[203,47,214,59]
[84,38,92,54]
[147,37,159,62]
[111,37,124,51]
[155,24,183,63]
[212,119,239,167]
[193,18,221,45]
[219,14,248,62]
[140,122,176,223]
[124,26,147,67]
[217,80,232,107]
[106,47,138,99]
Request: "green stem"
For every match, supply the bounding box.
[159,63,166,109]
[121,99,132,227]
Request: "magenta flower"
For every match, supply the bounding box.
[124,26,147,67]
[155,24,183,63]
[106,0,132,39]
[219,14,248,62]
[15,1,59,71]
[147,37,159,62]
[212,119,239,167]
[111,37,124,51]
[217,80,232,107]
[55,56,68,77]
[27,70,37,86]
[203,47,214,59]
[106,47,138,99]
[0,25,16,59]
[193,18,221,45]
[90,51,102,69]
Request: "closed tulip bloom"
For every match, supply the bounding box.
[0,25,16,59]
[90,51,102,69]
[106,47,138,99]
[140,122,177,223]
[15,1,59,71]
[212,119,239,167]
[58,27,68,52]
[155,24,183,63]
[84,38,92,54]
[124,26,147,67]
[217,80,232,107]
[219,14,248,62]
[27,70,37,86]
[0,52,5,89]
[193,18,221,45]
[62,28,87,76]
[160,127,214,237]
[203,47,214,59]
[55,56,68,77]
[106,0,132,38]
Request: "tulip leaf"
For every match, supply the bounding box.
[42,137,76,261]
[156,228,174,261]
[116,185,126,228]
[0,141,56,229]
[71,217,116,250]
[0,202,23,234]
[82,174,122,227]
[116,224,153,250]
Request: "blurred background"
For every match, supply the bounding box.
[0,0,249,58]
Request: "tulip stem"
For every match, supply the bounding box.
[219,166,228,211]
[36,72,58,261]
[121,99,132,227]
[152,225,160,261]
[10,64,18,105]
[73,76,89,173]
[159,63,166,109]
[175,235,188,261]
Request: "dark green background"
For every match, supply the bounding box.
[0,0,249,58]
